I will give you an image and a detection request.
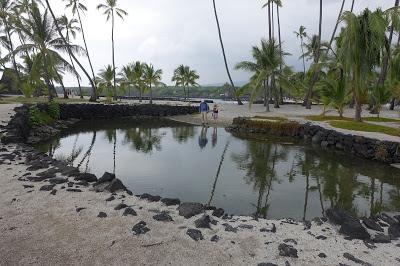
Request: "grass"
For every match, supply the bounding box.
[363,117,400,123]
[305,115,353,122]
[329,120,400,137]
[0,96,88,104]
[252,116,288,122]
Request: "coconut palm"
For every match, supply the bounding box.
[305,0,323,109]
[294,26,307,78]
[370,85,392,118]
[339,9,387,121]
[172,65,199,101]
[64,0,97,101]
[212,0,243,105]
[97,65,115,101]
[97,0,128,101]
[13,4,83,100]
[58,15,82,98]
[143,63,164,105]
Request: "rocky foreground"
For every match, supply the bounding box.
[0,143,399,266]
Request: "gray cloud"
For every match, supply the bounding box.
[50,0,395,86]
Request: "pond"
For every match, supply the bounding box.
[35,118,400,220]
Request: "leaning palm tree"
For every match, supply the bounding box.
[212,0,243,105]
[143,63,164,105]
[58,15,83,98]
[97,0,128,101]
[64,0,97,100]
[294,26,307,78]
[14,4,83,101]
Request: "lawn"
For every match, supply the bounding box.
[329,120,400,137]
[305,115,353,122]
[0,96,88,104]
[363,117,400,123]
[252,116,288,122]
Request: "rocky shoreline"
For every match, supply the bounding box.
[1,103,400,265]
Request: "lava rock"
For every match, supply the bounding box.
[222,223,237,233]
[278,243,298,258]
[50,189,57,195]
[283,239,298,245]
[340,219,370,240]
[75,181,89,187]
[97,212,107,218]
[388,223,400,240]
[66,188,82,192]
[212,208,225,218]
[161,198,181,206]
[123,207,137,216]
[96,172,115,184]
[362,218,384,232]
[132,221,150,235]
[239,224,254,230]
[316,235,327,240]
[104,179,126,193]
[106,196,115,202]
[343,253,373,266]
[23,185,34,189]
[318,253,327,258]
[114,203,128,210]
[178,202,204,219]
[378,213,398,226]
[26,176,49,182]
[258,263,278,266]
[75,173,97,183]
[76,207,86,213]
[153,212,173,222]
[194,215,212,229]
[326,207,353,225]
[303,220,312,230]
[26,161,49,171]
[210,235,220,242]
[140,193,161,202]
[39,184,55,191]
[186,229,203,241]
[48,177,68,184]
[373,233,391,243]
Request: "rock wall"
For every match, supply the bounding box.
[227,117,400,164]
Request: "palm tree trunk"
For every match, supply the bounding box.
[184,86,187,101]
[327,0,345,55]
[355,97,362,122]
[267,78,271,112]
[3,19,22,84]
[268,3,272,40]
[264,79,268,108]
[76,9,97,101]
[66,31,83,98]
[350,0,355,12]
[149,84,153,105]
[271,2,275,39]
[301,38,306,77]
[43,53,54,101]
[111,10,117,101]
[212,0,243,105]
[56,71,68,99]
[272,74,279,108]
[303,174,310,221]
[277,4,284,104]
[139,89,143,103]
[377,0,399,87]
[45,0,97,101]
[305,0,323,110]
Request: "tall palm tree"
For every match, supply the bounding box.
[172,65,200,101]
[64,0,97,101]
[305,0,323,109]
[212,0,243,105]
[45,0,98,101]
[97,0,128,101]
[294,26,307,78]
[327,0,346,55]
[58,15,83,98]
[143,63,164,105]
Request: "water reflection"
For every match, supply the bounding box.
[35,119,400,219]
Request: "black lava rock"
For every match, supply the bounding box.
[210,235,220,242]
[303,220,312,230]
[178,202,204,219]
[340,219,370,240]
[96,172,115,184]
[106,196,115,202]
[50,189,57,195]
[48,177,68,184]
[222,223,237,233]
[75,173,98,183]
[258,263,278,266]
[153,212,173,222]
[123,207,137,216]
[278,243,298,258]
[114,203,128,210]
[362,218,384,232]
[66,188,82,192]
[104,179,126,193]
[194,215,212,229]
[388,223,400,240]
[373,233,391,243]
[76,207,86,213]
[161,198,181,206]
[140,193,161,202]
[186,228,203,241]
[97,212,107,218]
[343,253,373,266]
[39,184,55,191]
[318,253,327,258]
[132,221,150,235]
[212,208,225,218]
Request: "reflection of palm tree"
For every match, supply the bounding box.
[211,127,218,148]
[123,127,162,154]
[77,131,96,171]
[171,126,197,144]
[207,141,230,207]
[105,129,117,174]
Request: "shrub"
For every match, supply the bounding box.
[47,101,60,119]
[28,105,54,127]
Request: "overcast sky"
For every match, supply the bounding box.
[50,0,395,87]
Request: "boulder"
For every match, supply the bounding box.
[140,193,161,202]
[161,198,181,206]
[388,223,400,240]
[123,207,137,216]
[39,184,55,191]
[75,173,97,183]
[104,179,126,193]
[178,202,204,219]
[114,203,128,210]
[132,221,150,235]
[194,215,212,229]
[222,223,237,233]
[97,212,107,218]
[186,229,203,241]
[339,219,370,240]
[278,243,298,258]
[362,218,384,232]
[96,172,115,185]
[210,235,220,242]
[373,233,391,243]
[48,177,68,185]
[212,208,225,218]
[153,212,173,222]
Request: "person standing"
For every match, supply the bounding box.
[212,104,219,123]
[199,100,210,125]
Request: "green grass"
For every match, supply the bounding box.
[329,121,400,137]
[305,115,353,122]
[363,117,400,123]
[0,96,88,104]
[252,116,288,122]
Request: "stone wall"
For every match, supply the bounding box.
[227,117,400,164]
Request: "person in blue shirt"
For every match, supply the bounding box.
[199,100,210,125]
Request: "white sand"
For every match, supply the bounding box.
[1,103,400,265]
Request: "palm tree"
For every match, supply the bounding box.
[172,65,200,101]
[370,85,392,118]
[97,0,128,101]
[14,4,83,101]
[339,9,387,121]
[305,0,323,109]
[64,0,97,101]
[143,63,164,105]
[58,15,83,98]
[97,65,115,101]
[327,0,346,55]
[235,39,290,111]
[172,65,187,100]
[294,26,307,78]
[131,61,146,102]
[212,0,243,105]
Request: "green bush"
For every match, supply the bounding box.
[47,101,60,119]
[28,105,54,127]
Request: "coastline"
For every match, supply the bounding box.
[1,103,400,265]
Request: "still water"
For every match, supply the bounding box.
[35,118,400,220]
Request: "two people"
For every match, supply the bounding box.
[199,100,219,125]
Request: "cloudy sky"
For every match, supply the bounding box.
[50,0,395,87]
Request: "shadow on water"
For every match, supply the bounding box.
[35,118,400,219]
